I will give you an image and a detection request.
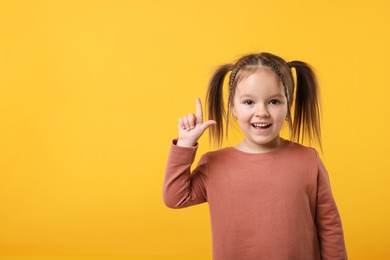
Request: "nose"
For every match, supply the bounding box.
[255,104,270,117]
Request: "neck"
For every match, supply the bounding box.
[236,137,285,154]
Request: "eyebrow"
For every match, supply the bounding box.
[270,93,286,99]
[238,94,255,99]
[238,93,286,99]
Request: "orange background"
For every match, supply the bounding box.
[1,0,389,259]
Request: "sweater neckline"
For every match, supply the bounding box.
[227,140,291,158]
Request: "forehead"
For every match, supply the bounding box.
[235,68,283,95]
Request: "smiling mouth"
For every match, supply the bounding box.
[252,123,272,129]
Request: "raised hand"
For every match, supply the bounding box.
[177,98,216,147]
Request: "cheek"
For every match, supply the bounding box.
[231,104,246,117]
[273,107,288,122]
[235,107,251,119]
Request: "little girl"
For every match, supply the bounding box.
[163,52,347,260]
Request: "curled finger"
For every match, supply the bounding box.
[187,113,196,129]
[182,115,190,131]
[178,117,186,129]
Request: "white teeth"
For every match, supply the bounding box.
[253,123,270,127]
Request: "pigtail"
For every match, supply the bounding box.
[290,61,322,149]
[206,64,232,147]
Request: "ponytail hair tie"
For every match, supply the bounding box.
[287,61,293,68]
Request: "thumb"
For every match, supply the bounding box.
[200,120,217,132]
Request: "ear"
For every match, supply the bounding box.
[230,104,237,120]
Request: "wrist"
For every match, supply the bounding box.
[176,138,197,147]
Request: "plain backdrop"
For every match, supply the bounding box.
[0,0,389,259]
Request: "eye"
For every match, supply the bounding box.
[243,100,255,105]
[269,99,281,105]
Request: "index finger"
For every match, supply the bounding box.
[195,98,203,124]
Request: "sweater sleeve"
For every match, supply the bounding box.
[163,140,208,209]
[315,154,348,260]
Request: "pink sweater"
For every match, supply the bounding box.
[163,140,347,260]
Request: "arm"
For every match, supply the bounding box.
[163,140,208,208]
[315,155,348,260]
[163,98,216,209]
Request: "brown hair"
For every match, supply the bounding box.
[206,52,321,148]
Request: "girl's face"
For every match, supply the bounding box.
[232,68,288,153]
